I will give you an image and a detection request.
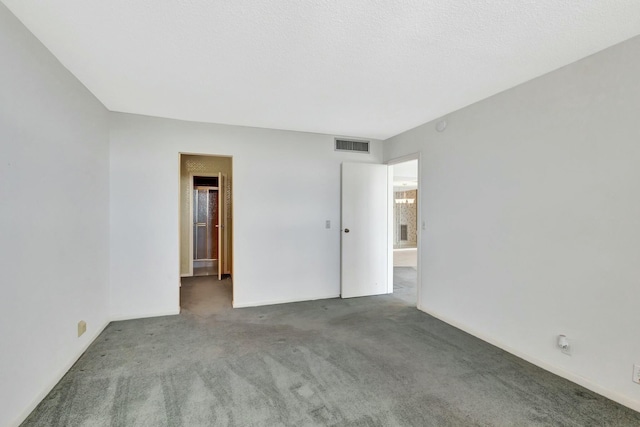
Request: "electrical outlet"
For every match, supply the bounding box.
[78,320,87,337]
[633,364,640,384]
[325,220,331,229]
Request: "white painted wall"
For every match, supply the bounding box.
[109,113,382,317]
[384,35,640,411]
[0,4,110,426]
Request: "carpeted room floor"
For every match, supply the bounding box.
[21,272,640,426]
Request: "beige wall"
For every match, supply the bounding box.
[180,154,232,276]
[393,190,417,248]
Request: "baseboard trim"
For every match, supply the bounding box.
[233,294,340,308]
[110,308,180,322]
[420,306,640,414]
[9,320,111,427]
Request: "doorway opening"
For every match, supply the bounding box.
[179,153,233,314]
[192,176,223,277]
[388,157,419,306]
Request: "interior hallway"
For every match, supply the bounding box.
[180,275,233,316]
[21,277,640,426]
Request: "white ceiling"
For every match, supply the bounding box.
[4,1,640,140]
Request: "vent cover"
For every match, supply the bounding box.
[335,138,370,153]
[400,224,408,241]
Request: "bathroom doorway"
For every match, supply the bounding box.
[388,156,420,307]
[191,174,228,279]
[179,153,233,311]
[192,176,222,277]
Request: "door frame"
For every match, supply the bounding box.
[387,153,422,309]
[178,153,234,286]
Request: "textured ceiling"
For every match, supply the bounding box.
[4,1,640,139]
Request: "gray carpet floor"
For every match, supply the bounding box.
[21,272,640,426]
[392,266,417,306]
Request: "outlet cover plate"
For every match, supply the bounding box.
[557,335,571,356]
[633,364,640,384]
[78,320,87,337]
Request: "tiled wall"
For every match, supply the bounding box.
[393,189,417,248]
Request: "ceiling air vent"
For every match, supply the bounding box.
[335,138,370,154]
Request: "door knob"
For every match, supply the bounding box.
[344,228,350,233]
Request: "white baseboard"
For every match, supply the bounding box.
[110,308,180,322]
[9,320,111,427]
[233,294,340,308]
[420,306,640,414]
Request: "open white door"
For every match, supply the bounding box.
[341,162,388,298]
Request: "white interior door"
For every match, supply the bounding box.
[341,162,388,298]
